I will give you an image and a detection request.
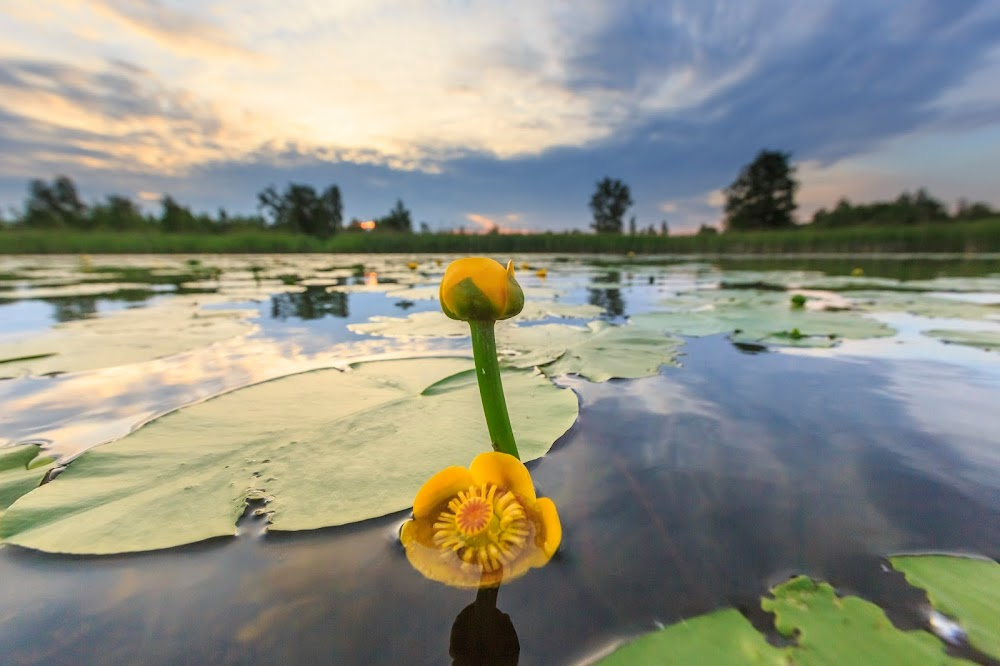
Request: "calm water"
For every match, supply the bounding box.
[1,254,999,664]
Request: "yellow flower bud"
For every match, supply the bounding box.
[439,258,524,322]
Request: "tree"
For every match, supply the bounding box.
[378,199,412,232]
[257,183,343,237]
[90,195,147,230]
[723,150,798,232]
[160,195,198,232]
[955,199,996,220]
[589,177,633,233]
[23,175,87,228]
[628,216,637,235]
[320,185,343,233]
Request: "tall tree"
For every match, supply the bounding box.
[589,177,633,233]
[24,175,87,228]
[320,185,344,233]
[378,199,412,232]
[160,195,198,232]
[723,150,798,231]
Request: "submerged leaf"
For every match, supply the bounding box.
[0,358,577,554]
[891,555,1000,660]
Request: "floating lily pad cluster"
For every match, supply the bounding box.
[601,556,1000,664]
[0,256,997,558]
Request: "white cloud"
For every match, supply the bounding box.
[0,0,764,176]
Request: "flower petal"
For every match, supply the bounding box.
[412,465,475,518]
[534,497,562,558]
[400,520,491,589]
[468,452,537,503]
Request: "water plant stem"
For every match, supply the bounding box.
[468,320,520,460]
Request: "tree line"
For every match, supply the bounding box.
[588,150,996,236]
[721,150,996,231]
[2,161,996,238]
[1,176,414,238]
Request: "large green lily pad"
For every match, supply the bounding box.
[0,357,577,554]
[598,608,787,665]
[891,555,1000,660]
[763,575,970,664]
[0,445,56,519]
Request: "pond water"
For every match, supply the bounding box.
[1,253,999,664]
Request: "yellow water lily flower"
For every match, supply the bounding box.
[440,257,524,322]
[535,268,548,279]
[407,261,419,270]
[400,452,561,589]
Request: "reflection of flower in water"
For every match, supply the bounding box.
[400,452,560,589]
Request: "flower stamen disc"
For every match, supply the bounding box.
[432,483,529,573]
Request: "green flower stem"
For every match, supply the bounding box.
[468,320,520,460]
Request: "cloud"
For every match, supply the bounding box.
[90,0,258,61]
[464,212,529,234]
[1,0,1000,231]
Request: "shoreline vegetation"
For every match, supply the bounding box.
[1,217,999,254]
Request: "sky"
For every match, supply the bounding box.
[1,0,999,234]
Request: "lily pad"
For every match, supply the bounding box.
[0,299,258,377]
[651,290,894,347]
[0,282,166,300]
[0,357,578,554]
[924,329,1000,352]
[601,573,973,664]
[598,608,787,665]
[852,291,1000,320]
[501,320,683,382]
[763,575,971,665]
[891,555,1000,660]
[352,315,683,382]
[0,445,56,518]
[349,311,469,338]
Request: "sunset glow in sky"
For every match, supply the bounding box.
[1,1,999,232]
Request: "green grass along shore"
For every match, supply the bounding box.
[1,218,999,254]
